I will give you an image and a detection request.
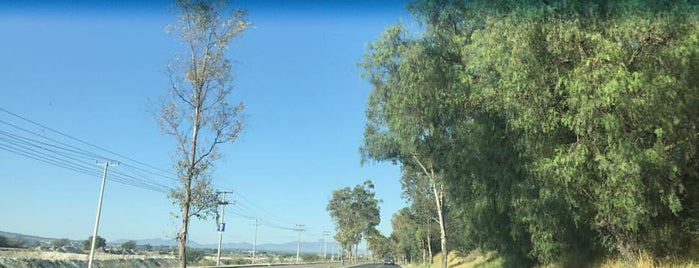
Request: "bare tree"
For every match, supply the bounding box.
[157,0,248,267]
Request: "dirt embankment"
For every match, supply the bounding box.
[0,247,178,268]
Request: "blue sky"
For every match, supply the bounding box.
[0,0,413,246]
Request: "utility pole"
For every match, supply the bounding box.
[252,218,259,264]
[216,191,233,266]
[322,231,330,261]
[294,224,305,264]
[88,161,118,268]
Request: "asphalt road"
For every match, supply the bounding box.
[194,262,402,268]
[350,263,402,268]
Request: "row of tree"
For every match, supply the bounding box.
[0,235,140,251]
[360,0,699,266]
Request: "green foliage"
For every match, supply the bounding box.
[327,180,381,261]
[391,208,421,263]
[362,0,699,265]
[360,13,460,268]
[82,236,106,251]
[121,240,137,250]
[365,229,393,260]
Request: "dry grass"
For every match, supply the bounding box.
[596,252,699,268]
[406,250,502,268]
[408,250,699,268]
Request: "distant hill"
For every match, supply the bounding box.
[112,238,335,254]
[0,230,79,247]
[2,230,336,254]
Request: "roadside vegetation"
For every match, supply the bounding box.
[358,0,699,267]
[406,250,699,268]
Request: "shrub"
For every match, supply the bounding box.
[82,236,106,250]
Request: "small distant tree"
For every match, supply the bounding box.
[82,236,106,251]
[0,235,7,247]
[142,244,153,251]
[121,240,137,250]
[52,238,71,247]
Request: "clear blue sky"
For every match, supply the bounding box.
[0,0,414,246]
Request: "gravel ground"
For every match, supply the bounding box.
[0,247,178,268]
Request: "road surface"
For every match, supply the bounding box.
[350,263,402,268]
[194,262,401,268]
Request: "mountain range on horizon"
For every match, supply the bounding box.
[0,230,339,254]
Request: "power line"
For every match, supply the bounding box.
[1,108,340,249]
[1,108,336,240]
[0,107,176,193]
[0,134,171,193]
[0,107,176,176]
[234,190,297,226]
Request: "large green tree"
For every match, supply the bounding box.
[157,0,248,267]
[362,0,699,265]
[461,0,699,263]
[360,20,458,268]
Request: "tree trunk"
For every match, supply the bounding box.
[427,222,433,266]
[413,156,448,268]
[422,239,426,265]
[432,182,447,268]
[178,105,201,268]
[178,182,191,268]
